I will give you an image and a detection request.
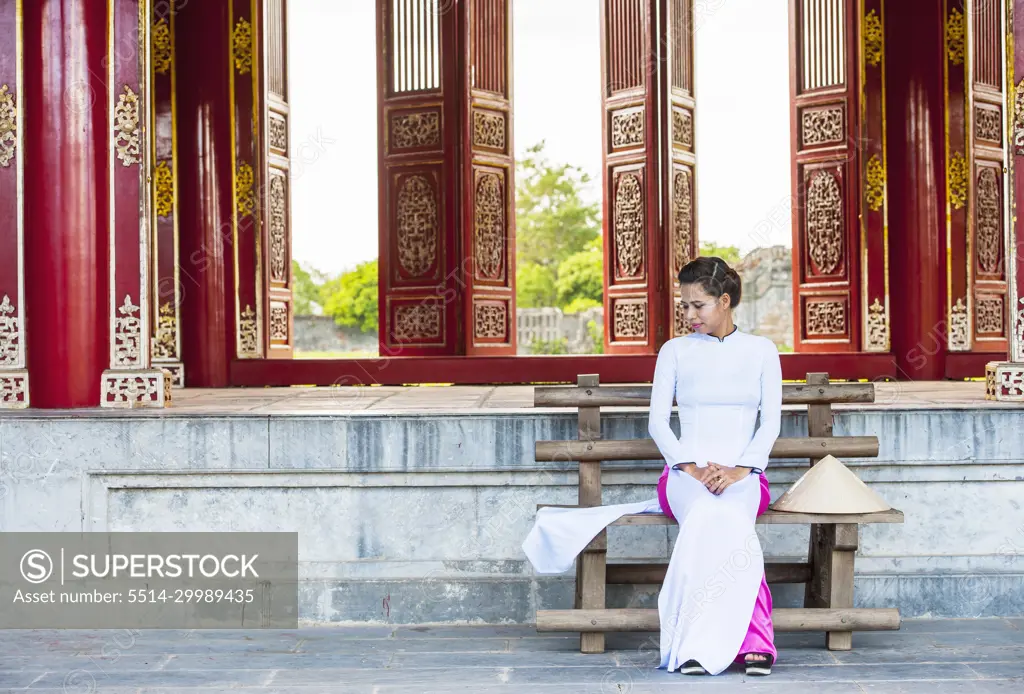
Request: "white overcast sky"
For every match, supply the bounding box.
[287,0,792,277]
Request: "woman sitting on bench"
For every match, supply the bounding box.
[650,256,782,677]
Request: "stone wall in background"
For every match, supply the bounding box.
[735,245,793,350]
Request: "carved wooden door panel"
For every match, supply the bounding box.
[663,0,698,342]
[461,0,516,355]
[963,0,1009,354]
[259,0,294,358]
[377,0,460,356]
[600,0,664,354]
[789,0,862,353]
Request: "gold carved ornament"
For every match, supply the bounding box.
[802,108,843,146]
[0,84,16,168]
[673,108,693,149]
[393,111,440,150]
[153,302,177,360]
[806,170,843,275]
[975,167,1002,275]
[269,172,288,282]
[114,295,142,367]
[975,107,1002,142]
[673,170,693,272]
[614,173,645,278]
[235,162,255,217]
[395,175,438,278]
[474,173,505,280]
[153,18,171,75]
[238,305,259,355]
[0,295,19,365]
[975,296,1004,335]
[946,8,965,65]
[1014,79,1024,155]
[613,300,646,339]
[394,304,441,341]
[474,303,506,340]
[865,155,884,211]
[948,298,969,351]
[270,304,289,341]
[611,109,644,149]
[806,301,845,336]
[863,9,883,68]
[472,110,505,151]
[233,18,253,74]
[114,85,140,167]
[866,297,888,351]
[948,151,967,209]
[154,160,173,217]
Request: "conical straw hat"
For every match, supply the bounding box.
[770,455,891,514]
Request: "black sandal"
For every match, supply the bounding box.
[743,652,774,676]
[679,659,707,675]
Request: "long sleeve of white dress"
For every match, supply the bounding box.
[648,341,697,467]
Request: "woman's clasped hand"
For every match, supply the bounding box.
[675,462,750,495]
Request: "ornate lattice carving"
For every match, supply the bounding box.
[473,110,505,151]
[976,296,1004,335]
[975,107,1002,142]
[948,151,968,209]
[114,86,140,167]
[474,303,506,340]
[949,297,969,351]
[614,173,644,278]
[863,9,883,67]
[392,111,440,150]
[611,109,644,148]
[673,108,693,148]
[1014,298,1024,362]
[865,154,884,211]
[865,297,888,351]
[238,304,259,356]
[946,8,964,65]
[806,171,843,275]
[474,173,505,280]
[152,302,177,360]
[0,373,28,407]
[614,300,647,339]
[394,304,441,341]
[0,84,17,168]
[236,162,255,217]
[975,167,1001,275]
[155,159,173,217]
[806,301,845,336]
[269,172,288,282]
[113,295,142,367]
[153,18,171,74]
[101,371,164,408]
[396,175,438,278]
[674,300,692,337]
[1014,79,1024,155]
[0,295,19,365]
[802,108,843,146]
[673,170,693,273]
[269,114,288,152]
[233,18,252,74]
[270,304,289,341]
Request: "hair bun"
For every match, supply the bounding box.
[677,255,743,308]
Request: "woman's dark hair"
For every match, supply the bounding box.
[677,256,742,308]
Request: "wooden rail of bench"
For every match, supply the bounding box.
[532,371,903,654]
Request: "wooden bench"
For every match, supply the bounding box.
[532,372,904,654]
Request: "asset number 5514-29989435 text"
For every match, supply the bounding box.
[127,588,255,603]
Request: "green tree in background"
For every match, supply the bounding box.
[697,241,743,268]
[515,141,601,270]
[321,259,379,334]
[292,260,328,315]
[515,141,603,311]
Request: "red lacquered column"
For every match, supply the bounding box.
[23,0,109,408]
[175,0,234,387]
[884,0,948,380]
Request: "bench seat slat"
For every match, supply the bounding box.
[535,608,901,633]
[534,383,875,408]
[537,505,904,525]
[535,436,878,462]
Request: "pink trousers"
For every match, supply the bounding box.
[657,466,777,663]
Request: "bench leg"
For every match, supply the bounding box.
[805,523,858,650]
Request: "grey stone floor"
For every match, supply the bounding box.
[0,619,1021,692]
